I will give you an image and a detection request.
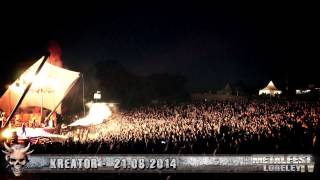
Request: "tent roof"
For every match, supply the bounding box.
[224,83,232,91]
[261,81,279,91]
[0,56,80,115]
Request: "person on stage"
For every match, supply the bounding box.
[21,122,27,136]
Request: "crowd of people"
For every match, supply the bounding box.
[30,100,320,155]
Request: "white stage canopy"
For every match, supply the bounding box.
[0,56,80,116]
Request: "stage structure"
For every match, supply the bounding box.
[0,53,80,138]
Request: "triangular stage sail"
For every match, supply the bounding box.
[0,56,80,116]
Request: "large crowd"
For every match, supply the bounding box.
[30,100,320,155]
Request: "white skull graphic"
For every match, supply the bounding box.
[2,142,33,177]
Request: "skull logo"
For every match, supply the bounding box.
[2,142,34,176]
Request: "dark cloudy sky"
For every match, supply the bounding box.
[1,2,319,92]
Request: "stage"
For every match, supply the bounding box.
[3,127,66,140]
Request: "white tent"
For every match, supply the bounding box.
[0,56,80,116]
[218,83,232,95]
[259,81,282,96]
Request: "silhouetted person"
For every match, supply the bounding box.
[21,122,27,136]
[32,119,36,128]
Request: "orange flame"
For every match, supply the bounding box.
[48,40,63,67]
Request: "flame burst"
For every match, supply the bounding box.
[69,102,112,126]
[48,40,63,67]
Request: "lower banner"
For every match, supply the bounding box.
[18,154,315,174]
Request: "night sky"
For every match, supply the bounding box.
[1,2,319,93]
